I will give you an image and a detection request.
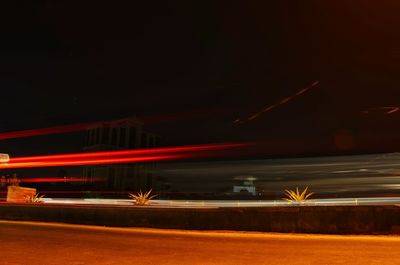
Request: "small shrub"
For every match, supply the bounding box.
[129,190,157,205]
[284,186,314,203]
[24,193,45,203]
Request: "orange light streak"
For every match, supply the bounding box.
[0,111,219,141]
[0,143,248,169]
[234,81,320,124]
[362,106,400,115]
[19,177,104,183]
[0,155,179,169]
[10,143,245,163]
[0,122,91,141]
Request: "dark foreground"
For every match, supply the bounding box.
[1,221,400,265]
[2,203,400,234]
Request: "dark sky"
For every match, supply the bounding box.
[1,1,400,157]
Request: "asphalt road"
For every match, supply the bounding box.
[1,221,400,265]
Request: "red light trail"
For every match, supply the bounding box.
[0,110,220,141]
[0,122,91,141]
[0,155,178,169]
[10,143,243,163]
[0,143,248,169]
[18,177,104,183]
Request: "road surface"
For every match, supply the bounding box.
[1,220,400,265]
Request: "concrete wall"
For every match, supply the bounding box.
[0,204,400,234]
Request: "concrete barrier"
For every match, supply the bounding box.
[0,204,400,234]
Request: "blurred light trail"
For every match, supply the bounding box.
[0,122,91,141]
[0,155,178,169]
[234,81,320,124]
[19,177,104,183]
[362,106,400,115]
[0,110,221,141]
[10,143,246,163]
[1,143,247,169]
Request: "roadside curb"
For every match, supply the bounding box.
[0,203,399,234]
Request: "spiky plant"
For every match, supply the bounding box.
[24,193,45,203]
[284,187,314,203]
[128,190,157,205]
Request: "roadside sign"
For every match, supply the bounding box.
[0,153,10,163]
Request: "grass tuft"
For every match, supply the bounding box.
[24,193,45,203]
[128,190,157,205]
[284,186,314,203]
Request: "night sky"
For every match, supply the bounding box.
[1,1,400,158]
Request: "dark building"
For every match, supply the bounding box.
[83,116,161,192]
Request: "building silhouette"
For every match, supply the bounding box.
[83,116,160,192]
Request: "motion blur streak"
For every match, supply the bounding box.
[0,111,221,141]
[19,177,104,183]
[234,81,320,123]
[0,155,178,169]
[0,143,247,169]
[10,143,246,163]
[362,106,400,115]
[0,122,91,140]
